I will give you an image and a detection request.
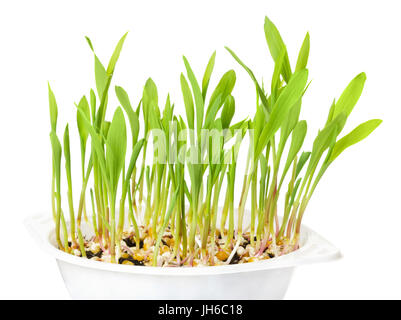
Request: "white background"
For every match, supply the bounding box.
[0,0,400,299]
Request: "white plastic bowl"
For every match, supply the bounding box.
[25,212,341,299]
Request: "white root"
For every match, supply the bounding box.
[225,238,241,265]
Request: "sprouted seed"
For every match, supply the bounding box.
[48,16,381,267]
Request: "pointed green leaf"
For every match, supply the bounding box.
[295,151,311,178]
[325,99,336,127]
[264,16,292,82]
[221,95,235,129]
[106,32,128,75]
[122,139,145,196]
[203,94,222,129]
[115,85,140,146]
[281,120,307,180]
[183,56,204,135]
[85,36,94,52]
[271,48,286,99]
[252,105,265,144]
[90,89,96,123]
[48,83,58,132]
[255,69,308,159]
[142,78,158,132]
[207,69,236,115]
[225,47,270,112]
[50,131,62,186]
[63,124,72,187]
[290,178,302,206]
[306,113,346,178]
[162,94,174,131]
[333,72,366,119]
[295,32,310,72]
[102,121,111,140]
[329,119,382,162]
[106,107,127,194]
[278,98,302,156]
[180,73,195,130]
[202,51,216,100]
[94,55,108,101]
[77,96,90,144]
[77,108,108,185]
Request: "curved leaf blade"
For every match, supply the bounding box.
[221,95,235,129]
[333,72,366,119]
[281,120,307,179]
[329,119,382,162]
[183,56,204,135]
[115,85,140,146]
[255,69,308,159]
[180,73,195,130]
[48,83,58,132]
[202,51,216,100]
[264,16,292,82]
[106,107,127,193]
[77,96,90,144]
[106,32,128,75]
[207,69,236,115]
[295,32,310,72]
[225,46,270,112]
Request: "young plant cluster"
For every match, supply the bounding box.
[48,17,381,267]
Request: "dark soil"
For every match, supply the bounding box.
[118,256,144,266]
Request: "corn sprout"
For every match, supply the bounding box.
[48,17,381,267]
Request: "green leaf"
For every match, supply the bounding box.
[295,32,310,72]
[102,121,111,140]
[106,107,127,195]
[180,73,195,130]
[183,56,204,135]
[329,119,382,162]
[115,86,140,146]
[264,16,292,82]
[90,89,96,123]
[63,124,72,187]
[94,55,108,101]
[225,47,270,112]
[202,51,216,100]
[203,94,222,129]
[325,99,336,127]
[281,120,307,181]
[142,78,158,131]
[77,108,108,185]
[122,139,145,196]
[278,98,302,156]
[77,96,90,144]
[161,95,174,139]
[306,113,346,178]
[106,32,128,75]
[221,95,235,129]
[255,69,308,159]
[252,105,265,144]
[85,36,94,52]
[289,178,302,206]
[48,83,58,132]
[148,102,163,131]
[207,69,236,115]
[271,48,286,99]
[259,155,268,179]
[50,131,62,186]
[295,151,311,178]
[333,72,366,119]
[91,33,128,132]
